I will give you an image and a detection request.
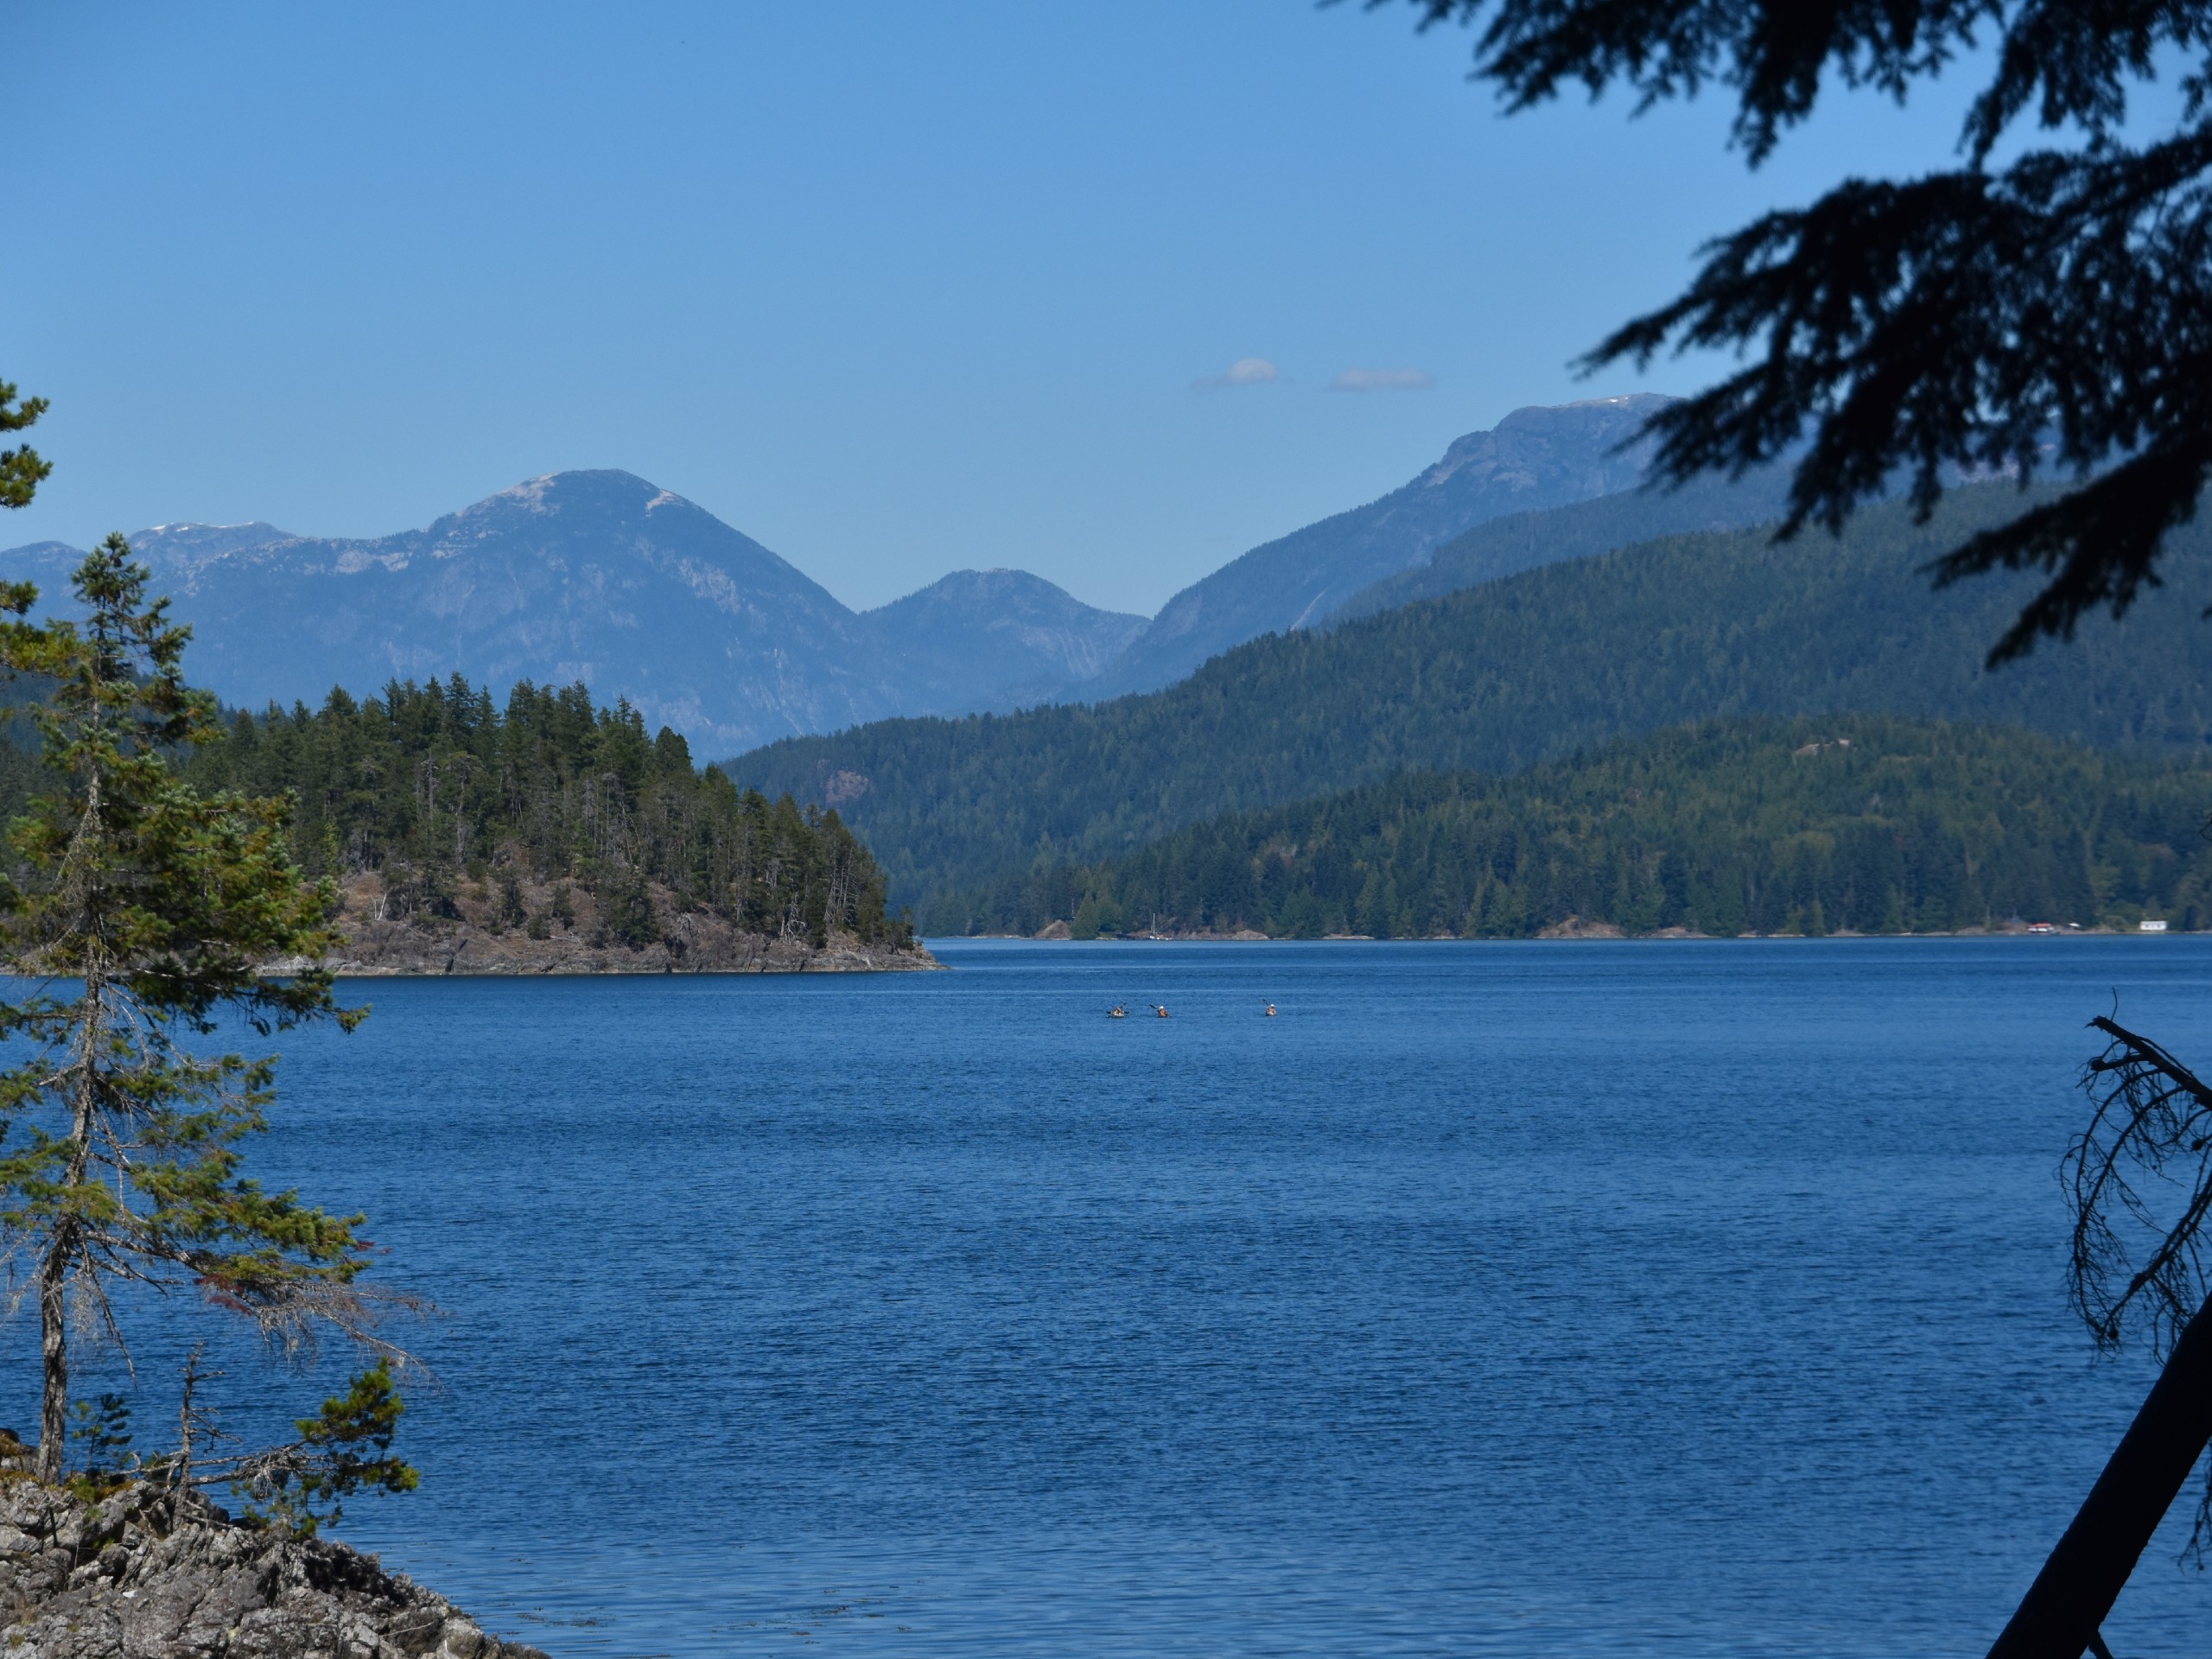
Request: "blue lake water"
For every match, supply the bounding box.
[10,938,2212,1656]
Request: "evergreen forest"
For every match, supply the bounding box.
[0,674,912,951]
[944,716,2212,940]
[732,486,2212,921]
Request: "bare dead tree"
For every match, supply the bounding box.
[173,1342,232,1491]
[1986,1014,2212,1658]
[2071,1019,2212,1370]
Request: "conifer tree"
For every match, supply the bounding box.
[0,380,48,512]
[0,538,402,1483]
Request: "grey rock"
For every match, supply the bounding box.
[257,873,945,976]
[0,1479,548,1659]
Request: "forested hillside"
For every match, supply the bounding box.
[171,677,912,950]
[731,485,2212,923]
[956,717,2212,939]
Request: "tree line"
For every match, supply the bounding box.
[941,715,2212,940]
[169,675,912,950]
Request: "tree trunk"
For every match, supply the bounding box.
[37,976,97,1486]
[39,879,104,1484]
[34,1220,72,1484]
[1986,1288,2212,1658]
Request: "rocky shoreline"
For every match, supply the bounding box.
[273,874,941,976]
[1001,918,2187,943]
[0,1477,543,1659]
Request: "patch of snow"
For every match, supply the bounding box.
[488,476,557,513]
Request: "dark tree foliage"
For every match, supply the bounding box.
[0,380,48,512]
[180,676,909,950]
[1370,0,2212,661]
[221,1358,420,1537]
[958,715,2212,939]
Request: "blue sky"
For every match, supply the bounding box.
[12,1,2021,613]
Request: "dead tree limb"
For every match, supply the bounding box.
[1986,1283,2212,1659]
[1986,1014,2212,1657]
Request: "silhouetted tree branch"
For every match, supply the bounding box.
[1359,1,2212,661]
[1973,1014,2212,1656]
[2073,1014,2212,1370]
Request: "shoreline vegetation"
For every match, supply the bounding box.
[940,716,2212,944]
[985,922,2185,941]
[178,676,925,970]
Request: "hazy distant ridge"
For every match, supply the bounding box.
[1082,394,1679,696]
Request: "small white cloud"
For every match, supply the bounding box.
[1192,357,1281,392]
[1327,367,1436,393]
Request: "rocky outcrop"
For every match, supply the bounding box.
[263,874,942,976]
[1535,917,1628,940]
[302,917,939,976]
[0,1477,544,1659]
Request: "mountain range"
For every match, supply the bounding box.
[1,396,1785,747]
[1,473,1143,753]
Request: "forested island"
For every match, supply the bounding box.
[200,677,931,972]
[0,673,933,973]
[948,716,2212,940]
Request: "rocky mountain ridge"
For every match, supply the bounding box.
[1079,394,1682,696]
[3,473,1144,753]
[865,566,1148,712]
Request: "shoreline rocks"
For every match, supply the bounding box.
[264,874,942,976]
[0,1477,545,1659]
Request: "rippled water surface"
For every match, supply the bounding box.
[15,938,2212,1656]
